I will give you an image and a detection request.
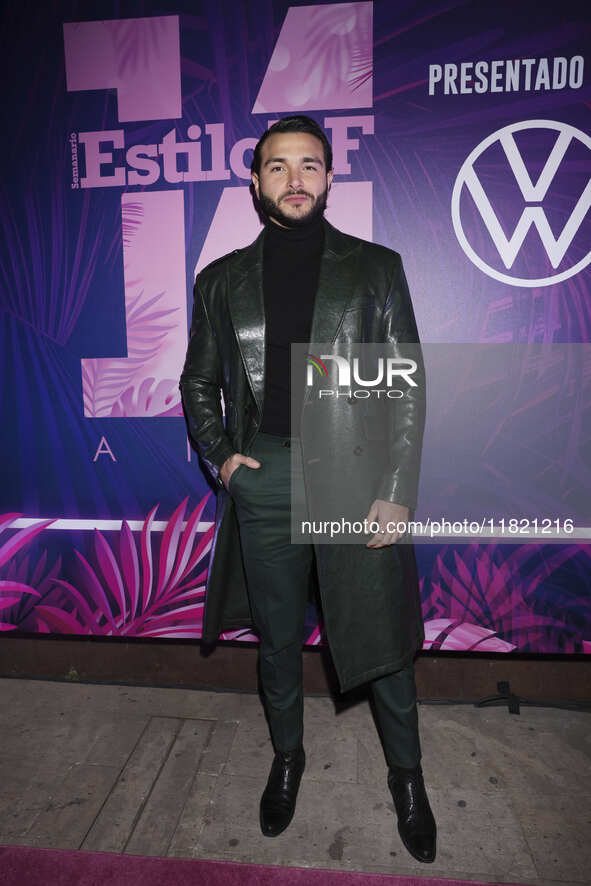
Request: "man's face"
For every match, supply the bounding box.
[251,132,334,228]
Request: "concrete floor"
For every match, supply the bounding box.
[0,678,589,885]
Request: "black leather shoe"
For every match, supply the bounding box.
[260,747,306,837]
[388,763,436,863]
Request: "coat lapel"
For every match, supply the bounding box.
[227,219,360,416]
[309,219,361,346]
[228,228,266,416]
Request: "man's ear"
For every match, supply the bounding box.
[327,170,334,191]
[251,172,260,200]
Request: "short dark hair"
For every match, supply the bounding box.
[251,115,333,176]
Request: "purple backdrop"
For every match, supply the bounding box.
[1,0,590,653]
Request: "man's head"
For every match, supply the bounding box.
[251,115,334,228]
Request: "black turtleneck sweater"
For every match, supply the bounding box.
[260,216,325,436]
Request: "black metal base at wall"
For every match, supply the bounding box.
[1,635,590,707]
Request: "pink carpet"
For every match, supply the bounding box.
[0,845,534,886]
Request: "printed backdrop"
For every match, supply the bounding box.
[1,0,590,653]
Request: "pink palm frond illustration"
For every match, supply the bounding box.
[0,514,56,630]
[122,200,144,248]
[31,496,214,638]
[83,289,180,417]
[110,377,180,417]
[125,290,179,360]
[220,628,259,642]
[253,2,372,113]
[301,5,372,96]
[421,542,587,652]
[422,617,515,652]
[110,17,172,77]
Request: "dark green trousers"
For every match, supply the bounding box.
[230,431,422,769]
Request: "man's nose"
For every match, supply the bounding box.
[287,168,304,190]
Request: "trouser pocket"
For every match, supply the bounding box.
[228,462,245,492]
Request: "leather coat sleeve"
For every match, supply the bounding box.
[179,277,236,484]
[374,257,426,510]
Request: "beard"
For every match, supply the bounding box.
[258,184,329,228]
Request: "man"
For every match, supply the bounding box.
[179,115,436,864]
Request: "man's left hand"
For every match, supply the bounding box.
[364,500,409,548]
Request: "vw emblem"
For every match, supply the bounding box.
[451,120,591,287]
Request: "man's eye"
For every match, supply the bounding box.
[270,165,284,172]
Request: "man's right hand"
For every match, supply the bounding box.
[220,453,261,491]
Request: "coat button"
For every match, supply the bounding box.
[353,445,363,455]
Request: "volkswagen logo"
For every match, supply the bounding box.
[451,120,591,287]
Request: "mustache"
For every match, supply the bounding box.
[280,190,313,201]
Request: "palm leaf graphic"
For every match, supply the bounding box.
[83,289,179,418]
[33,495,214,637]
[0,515,56,630]
[421,542,588,652]
[299,5,372,97]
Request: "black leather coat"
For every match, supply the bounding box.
[180,219,426,692]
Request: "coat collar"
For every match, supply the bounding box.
[228,218,361,415]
